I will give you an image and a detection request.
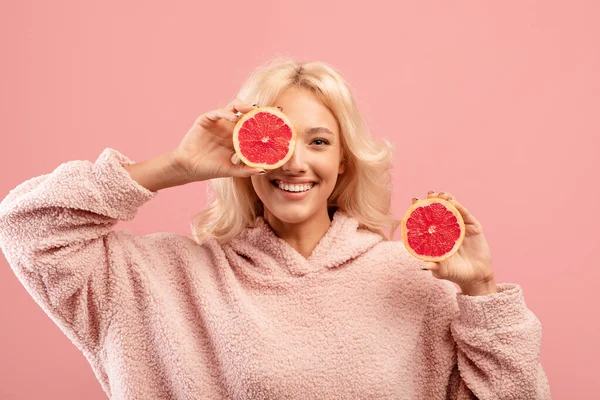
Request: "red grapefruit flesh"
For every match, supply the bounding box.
[232,107,297,170]
[401,198,466,262]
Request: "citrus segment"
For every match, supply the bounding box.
[401,198,466,262]
[233,107,297,170]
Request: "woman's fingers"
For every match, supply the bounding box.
[230,165,266,178]
[225,157,265,177]
[199,99,256,128]
[421,261,438,271]
[201,109,240,124]
[447,197,481,227]
[423,191,482,229]
[227,98,257,114]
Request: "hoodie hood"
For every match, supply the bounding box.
[225,210,385,280]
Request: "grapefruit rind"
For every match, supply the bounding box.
[232,107,297,170]
[400,198,466,262]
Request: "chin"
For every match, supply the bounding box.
[264,203,317,225]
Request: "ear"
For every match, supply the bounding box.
[338,158,346,175]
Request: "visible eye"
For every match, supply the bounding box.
[311,138,330,146]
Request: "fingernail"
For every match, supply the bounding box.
[439,192,444,195]
[252,104,258,107]
[412,197,419,201]
[258,170,266,174]
[427,191,434,194]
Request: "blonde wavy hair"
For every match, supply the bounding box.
[190,56,400,244]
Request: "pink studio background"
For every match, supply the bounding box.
[0,1,598,398]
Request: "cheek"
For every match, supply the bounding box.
[250,177,273,202]
[250,176,264,196]
[318,159,343,183]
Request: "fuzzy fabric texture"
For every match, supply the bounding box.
[0,148,551,399]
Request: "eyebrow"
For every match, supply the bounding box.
[305,127,334,136]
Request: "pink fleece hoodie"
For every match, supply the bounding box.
[0,148,551,399]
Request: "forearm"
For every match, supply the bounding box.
[124,151,191,192]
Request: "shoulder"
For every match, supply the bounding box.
[105,229,225,270]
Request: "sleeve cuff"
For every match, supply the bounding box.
[456,283,530,330]
[92,148,158,220]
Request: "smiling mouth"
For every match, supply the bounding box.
[270,180,317,193]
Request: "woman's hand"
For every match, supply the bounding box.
[169,98,265,182]
[415,191,497,296]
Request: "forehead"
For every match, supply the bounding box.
[272,87,340,135]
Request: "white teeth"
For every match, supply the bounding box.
[276,181,315,192]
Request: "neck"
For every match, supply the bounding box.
[264,208,333,259]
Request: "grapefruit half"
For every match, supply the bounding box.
[401,198,466,262]
[232,107,297,170]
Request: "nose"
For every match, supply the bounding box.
[281,142,308,173]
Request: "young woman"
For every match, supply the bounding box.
[0,58,550,399]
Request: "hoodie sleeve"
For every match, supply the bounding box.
[422,280,552,399]
[0,148,157,354]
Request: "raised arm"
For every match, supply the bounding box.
[0,99,264,355]
[0,148,171,353]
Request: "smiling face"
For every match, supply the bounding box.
[250,86,346,227]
